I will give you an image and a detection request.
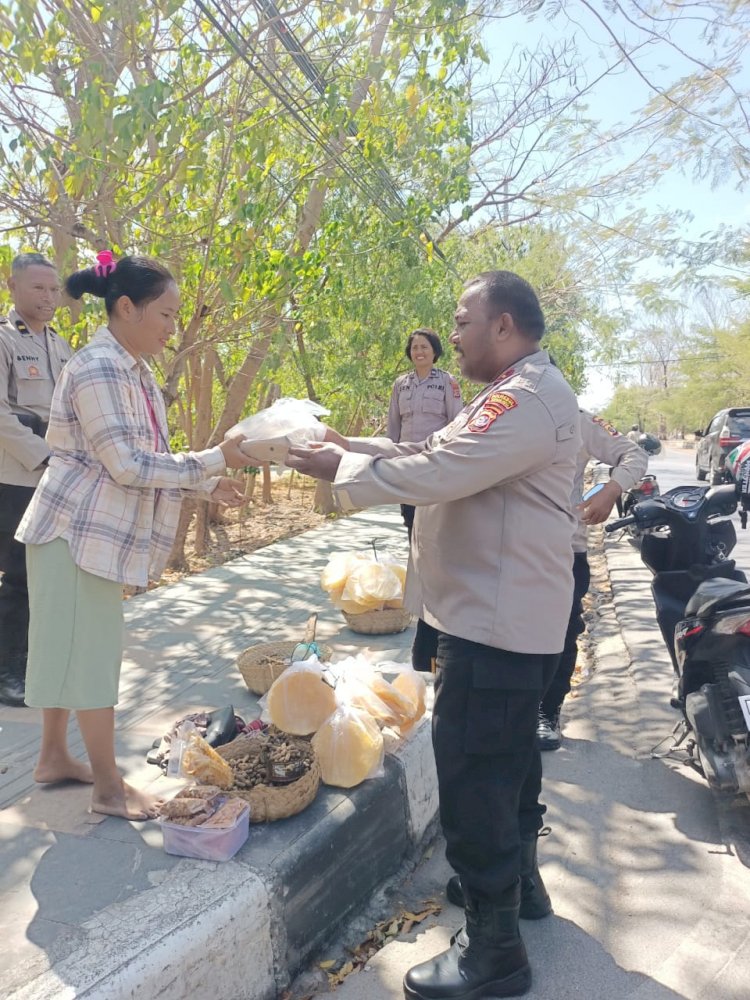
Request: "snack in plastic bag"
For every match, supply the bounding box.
[331,661,396,726]
[370,675,417,729]
[226,397,329,464]
[320,552,368,604]
[267,658,338,735]
[312,705,384,788]
[175,724,235,789]
[341,562,402,608]
[320,551,407,613]
[391,670,427,733]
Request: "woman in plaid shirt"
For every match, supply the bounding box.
[16,255,248,820]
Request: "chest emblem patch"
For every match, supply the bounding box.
[468,391,517,433]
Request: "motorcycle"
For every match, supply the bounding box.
[597,480,750,799]
[620,474,661,538]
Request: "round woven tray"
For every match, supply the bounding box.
[342,607,412,635]
[237,640,332,695]
[218,732,321,823]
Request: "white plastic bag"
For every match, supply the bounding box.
[265,657,338,735]
[226,397,329,465]
[312,704,385,787]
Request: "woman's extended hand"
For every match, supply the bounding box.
[219,434,250,469]
[323,426,350,450]
[210,476,246,506]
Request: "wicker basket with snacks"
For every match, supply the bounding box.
[217,728,320,823]
[237,613,331,694]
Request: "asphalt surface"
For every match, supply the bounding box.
[299,444,750,1000]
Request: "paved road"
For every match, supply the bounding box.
[646,444,750,572]
[294,448,750,1000]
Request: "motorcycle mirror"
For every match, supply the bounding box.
[582,483,606,502]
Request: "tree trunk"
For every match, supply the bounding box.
[262,464,273,504]
[194,499,210,556]
[313,479,337,515]
[167,496,197,571]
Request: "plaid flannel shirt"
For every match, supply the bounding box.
[16,326,225,586]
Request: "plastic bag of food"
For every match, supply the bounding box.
[341,561,403,609]
[320,552,369,604]
[312,705,384,788]
[266,657,338,735]
[168,721,235,789]
[328,655,397,726]
[226,397,329,464]
[388,666,427,733]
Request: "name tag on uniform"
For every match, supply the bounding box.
[19,361,43,379]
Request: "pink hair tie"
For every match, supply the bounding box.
[94,249,116,278]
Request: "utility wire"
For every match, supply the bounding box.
[198,0,404,227]
[252,0,448,261]
[198,0,450,265]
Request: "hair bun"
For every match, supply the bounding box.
[64,267,109,300]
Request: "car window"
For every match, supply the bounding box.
[708,414,725,433]
[728,414,750,437]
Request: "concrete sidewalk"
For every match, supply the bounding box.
[0,506,439,1000]
[318,528,750,1000]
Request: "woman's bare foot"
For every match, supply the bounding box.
[90,780,164,821]
[34,754,94,784]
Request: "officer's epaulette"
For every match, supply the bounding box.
[48,324,58,336]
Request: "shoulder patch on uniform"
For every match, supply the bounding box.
[592,415,620,437]
[449,375,461,398]
[468,391,517,433]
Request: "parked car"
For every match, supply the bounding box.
[695,407,750,484]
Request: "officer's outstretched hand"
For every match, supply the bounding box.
[286,442,344,482]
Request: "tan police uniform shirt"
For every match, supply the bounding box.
[386,368,464,442]
[572,411,648,553]
[0,309,73,487]
[334,349,581,655]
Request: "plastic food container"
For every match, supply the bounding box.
[160,803,250,861]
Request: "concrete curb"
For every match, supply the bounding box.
[1,506,440,1000]
[8,718,438,1000]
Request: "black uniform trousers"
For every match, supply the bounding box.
[401,504,442,673]
[0,485,35,675]
[433,632,559,901]
[540,551,591,719]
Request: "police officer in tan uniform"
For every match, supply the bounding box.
[0,253,72,705]
[535,410,648,749]
[285,271,580,1000]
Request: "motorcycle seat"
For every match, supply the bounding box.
[685,577,750,617]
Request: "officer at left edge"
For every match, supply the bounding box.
[0,252,72,706]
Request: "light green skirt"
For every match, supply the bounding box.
[26,537,124,710]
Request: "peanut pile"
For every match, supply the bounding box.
[226,731,314,789]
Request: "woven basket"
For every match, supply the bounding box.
[237,640,332,694]
[237,613,330,694]
[217,732,321,824]
[342,607,412,635]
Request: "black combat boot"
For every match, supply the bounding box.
[446,832,552,920]
[404,880,530,999]
[535,707,561,751]
[0,655,26,707]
